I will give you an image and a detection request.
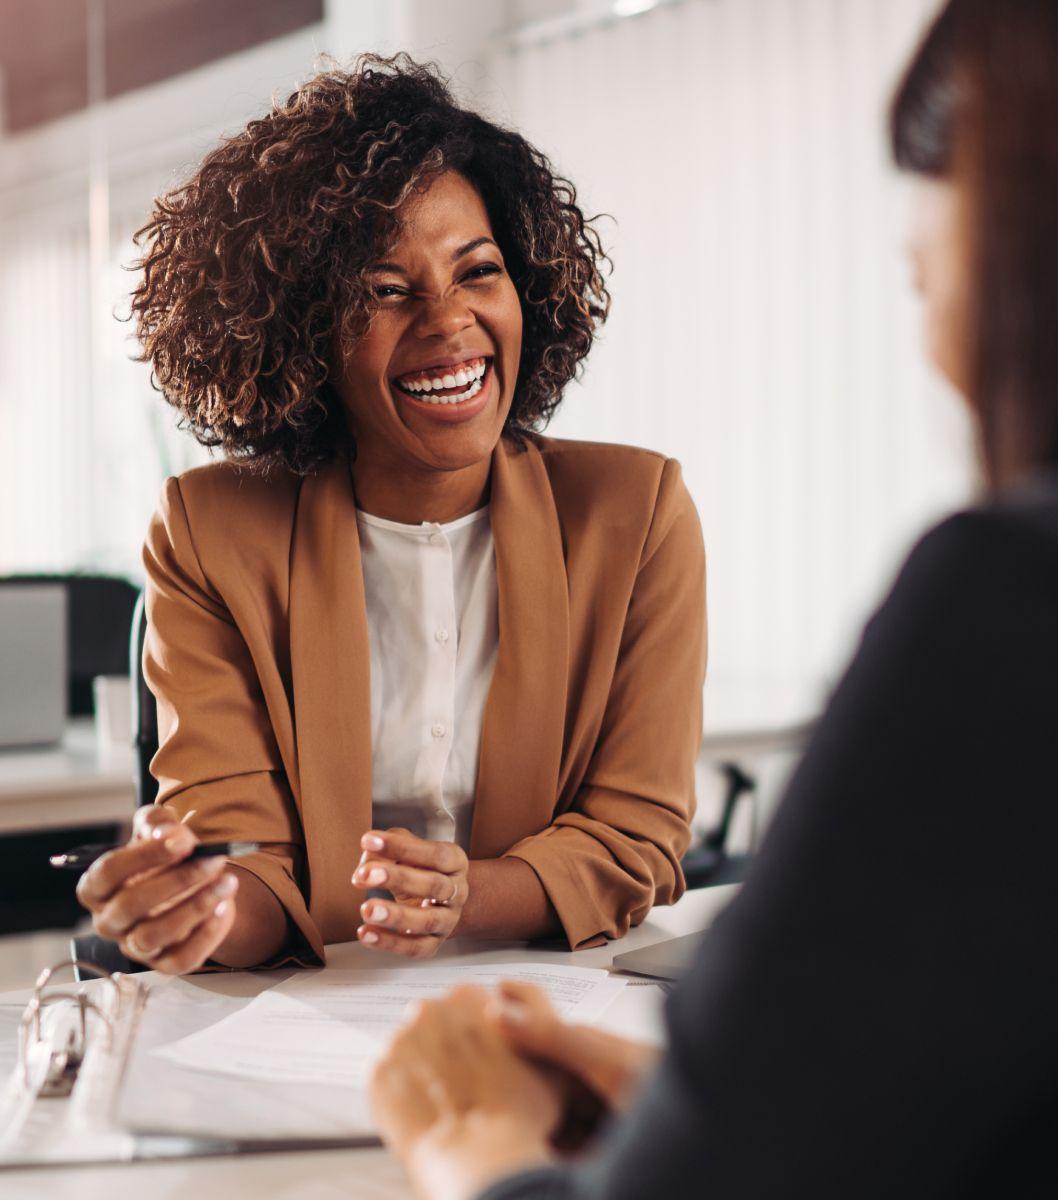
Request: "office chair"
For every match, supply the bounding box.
[129,592,160,809]
[681,762,753,889]
[72,594,158,978]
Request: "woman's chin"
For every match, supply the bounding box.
[393,370,509,467]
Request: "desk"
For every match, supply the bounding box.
[0,719,135,835]
[0,884,738,1200]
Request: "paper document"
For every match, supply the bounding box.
[154,962,626,1088]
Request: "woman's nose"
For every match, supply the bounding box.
[415,292,475,340]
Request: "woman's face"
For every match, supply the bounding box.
[905,175,972,396]
[333,170,523,475]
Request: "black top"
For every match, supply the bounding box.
[483,477,1058,1199]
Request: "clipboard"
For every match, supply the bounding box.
[0,960,380,1170]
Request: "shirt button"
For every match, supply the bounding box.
[431,722,447,739]
[434,628,449,644]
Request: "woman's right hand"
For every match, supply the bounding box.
[76,806,239,974]
[495,980,659,1114]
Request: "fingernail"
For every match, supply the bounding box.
[361,929,379,945]
[152,823,177,841]
[164,828,194,854]
[215,874,238,896]
[214,899,231,918]
[368,904,387,922]
[352,868,365,884]
[363,834,384,851]
[128,933,163,960]
[366,867,386,885]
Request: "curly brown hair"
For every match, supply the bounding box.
[130,54,611,474]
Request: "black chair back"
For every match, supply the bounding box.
[130,592,159,808]
[72,590,158,977]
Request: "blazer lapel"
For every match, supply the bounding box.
[471,438,570,859]
[289,456,372,942]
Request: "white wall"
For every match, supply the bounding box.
[492,0,973,714]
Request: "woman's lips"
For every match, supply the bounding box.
[394,360,495,424]
[392,355,489,399]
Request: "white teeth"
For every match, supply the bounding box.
[394,358,490,397]
[415,377,483,406]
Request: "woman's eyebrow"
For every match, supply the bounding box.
[452,236,499,260]
[366,238,499,275]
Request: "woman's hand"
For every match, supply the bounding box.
[371,985,557,1200]
[496,980,659,1114]
[352,828,469,959]
[76,806,239,974]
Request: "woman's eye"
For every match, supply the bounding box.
[374,285,407,300]
[462,264,502,283]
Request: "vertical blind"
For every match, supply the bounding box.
[495,0,973,709]
[0,169,209,577]
[0,206,94,569]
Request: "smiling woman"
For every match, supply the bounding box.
[131,55,606,478]
[334,170,526,518]
[74,55,707,974]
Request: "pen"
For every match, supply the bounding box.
[49,841,261,871]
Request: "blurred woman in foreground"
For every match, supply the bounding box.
[369,1,1058,1195]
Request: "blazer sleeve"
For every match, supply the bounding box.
[505,459,706,949]
[480,508,1058,1199]
[143,476,324,965]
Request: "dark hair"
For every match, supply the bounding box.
[891,0,1058,487]
[130,55,610,475]
[889,4,962,176]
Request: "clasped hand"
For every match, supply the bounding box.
[353,827,469,958]
[370,981,658,1200]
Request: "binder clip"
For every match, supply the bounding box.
[17,960,130,1097]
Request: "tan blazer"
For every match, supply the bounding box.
[143,434,706,961]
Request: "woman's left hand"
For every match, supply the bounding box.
[353,828,469,958]
[371,986,557,1200]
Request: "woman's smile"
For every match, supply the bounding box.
[390,354,497,423]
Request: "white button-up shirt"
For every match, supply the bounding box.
[356,506,499,851]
